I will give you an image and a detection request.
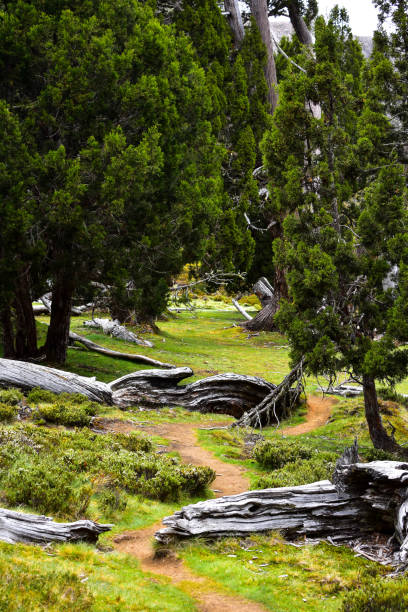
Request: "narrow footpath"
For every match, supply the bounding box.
[109,395,334,612]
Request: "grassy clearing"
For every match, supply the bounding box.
[1,304,408,610]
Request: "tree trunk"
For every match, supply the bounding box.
[1,305,15,358]
[363,374,400,452]
[250,0,279,113]
[288,2,313,46]
[224,0,245,46]
[13,271,38,359]
[245,274,287,332]
[0,359,298,421]
[45,277,74,364]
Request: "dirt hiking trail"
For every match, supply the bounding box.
[107,395,334,612]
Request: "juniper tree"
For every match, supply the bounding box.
[0,0,225,362]
[262,12,408,452]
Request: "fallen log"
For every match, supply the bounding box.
[110,368,288,418]
[83,318,153,348]
[0,358,113,403]
[155,446,408,569]
[39,294,92,317]
[69,331,170,368]
[0,508,111,545]
[0,360,297,420]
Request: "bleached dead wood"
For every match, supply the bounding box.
[69,331,171,368]
[0,360,297,420]
[232,299,253,321]
[156,446,408,570]
[39,294,91,317]
[0,358,113,403]
[110,368,284,419]
[0,508,111,545]
[156,480,370,542]
[83,318,153,348]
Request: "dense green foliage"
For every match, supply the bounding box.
[0,415,215,516]
[260,9,408,449]
[0,0,228,360]
[253,437,337,488]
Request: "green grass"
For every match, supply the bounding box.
[0,541,196,612]
[177,534,386,612]
[1,304,408,610]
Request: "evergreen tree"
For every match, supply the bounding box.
[371,0,408,165]
[0,0,224,362]
[262,12,408,452]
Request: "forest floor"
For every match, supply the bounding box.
[107,394,335,612]
[1,300,408,610]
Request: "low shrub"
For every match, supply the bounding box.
[114,431,153,453]
[342,578,408,611]
[35,402,97,427]
[96,483,128,516]
[0,404,18,423]
[100,450,215,501]
[363,447,396,462]
[254,452,338,489]
[0,424,215,515]
[27,388,58,404]
[0,556,94,611]
[2,456,93,517]
[0,388,23,406]
[253,438,313,469]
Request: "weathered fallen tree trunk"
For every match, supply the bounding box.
[155,445,408,569]
[83,318,153,348]
[39,294,92,317]
[0,360,298,420]
[0,508,111,545]
[69,331,169,368]
[0,358,113,403]
[110,368,295,418]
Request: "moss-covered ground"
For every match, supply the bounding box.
[1,303,408,610]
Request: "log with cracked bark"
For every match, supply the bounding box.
[110,367,293,418]
[155,444,408,569]
[0,508,111,545]
[0,359,298,420]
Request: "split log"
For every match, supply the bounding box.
[0,508,111,545]
[155,480,372,543]
[326,384,363,398]
[155,447,408,569]
[0,360,297,420]
[110,368,291,419]
[83,318,153,348]
[69,331,170,368]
